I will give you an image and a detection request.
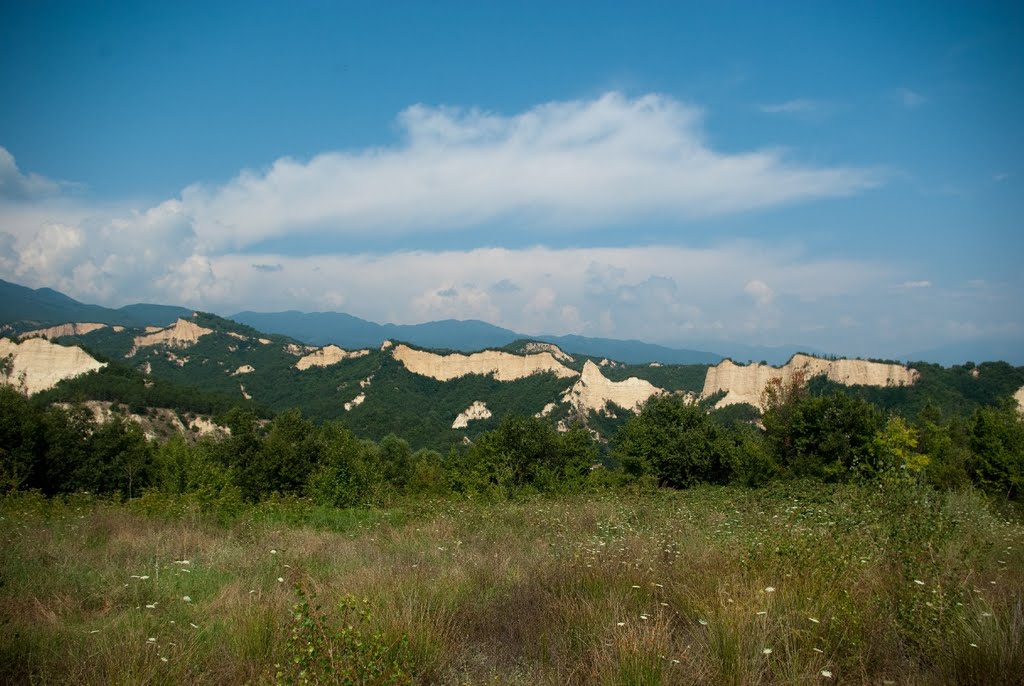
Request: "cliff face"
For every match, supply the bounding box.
[564,360,665,414]
[19,322,110,340]
[1014,386,1024,414]
[294,345,370,370]
[701,354,919,408]
[0,337,106,395]
[520,342,575,363]
[392,344,578,382]
[130,318,213,355]
[452,400,492,428]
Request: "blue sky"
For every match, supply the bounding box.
[0,1,1021,360]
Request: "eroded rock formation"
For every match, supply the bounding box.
[0,337,106,395]
[392,344,577,382]
[452,400,492,428]
[129,319,213,356]
[701,354,919,409]
[563,360,664,414]
[19,322,108,340]
[294,345,370,370]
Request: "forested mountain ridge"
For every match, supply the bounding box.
[3,305,1022,454]
[2,280,1021,453]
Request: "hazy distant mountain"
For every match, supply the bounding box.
[537,334,720,365]
[0,279,192,328]
[230,310,522,352]
[230,310,722,364]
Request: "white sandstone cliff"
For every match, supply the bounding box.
[0,337,106,395]
[563,360,664,414]
[701,354,919,409]
[19,322,108,340]
[294,345,370,370]
[392,344,577,382]
[452,401,492,429]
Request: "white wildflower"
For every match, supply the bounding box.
[764,586,776,593]
[182,596,191,603]
[821,669,833,678]
[762,648,772,655]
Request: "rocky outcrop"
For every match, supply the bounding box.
[521,342,575,363]
[129,318,213,356]
[189,416,227,437]
[392,344,577,382]
[563,360,664,414]
[452,401,492,429]
[283,343,315,356]
[535,402,557,418]
[344,393,366,411]
[0,337,106,395]
[19,322,108,340]
[1014,386,1024,415]
[232,364,255,376]
[294,345,370,370]
[701,354,919,409]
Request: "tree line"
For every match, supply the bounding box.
[1,375,1022,506]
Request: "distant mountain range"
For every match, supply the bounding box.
[3,278,1019,366]
[0,279,192,329]
[229,310,728,365]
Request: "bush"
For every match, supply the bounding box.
[613,394,736,488]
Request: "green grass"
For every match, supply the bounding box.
[1,483,1022,684]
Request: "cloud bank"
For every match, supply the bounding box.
[1,92,1014,357]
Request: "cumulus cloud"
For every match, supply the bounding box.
[898,280,932,289]
[744,279,775,306]
[195,244,893,346]
[176,92,879,250]
[7,94,1011,357]
[0,147,63,199]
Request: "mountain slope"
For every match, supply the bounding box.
[230,309,721,364]
[0,279,192,328]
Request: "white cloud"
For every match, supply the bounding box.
[196,245,892,345]
[175,92,879,250]
[894,88,926,109]
[0,147,63,199]
[757,99,822,115]
[744,279,775,306]
[898,280,932,289]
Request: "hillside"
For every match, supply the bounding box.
[3,281,1021,452]
[230,309,723,364]
[0,279,192,329]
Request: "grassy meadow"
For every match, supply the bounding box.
[2,483,1022,685]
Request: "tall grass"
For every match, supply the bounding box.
[1,482,1021,684]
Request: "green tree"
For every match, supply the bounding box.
[238,408,315,500]
[613,394,735,488]
[968,400,1024,499]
